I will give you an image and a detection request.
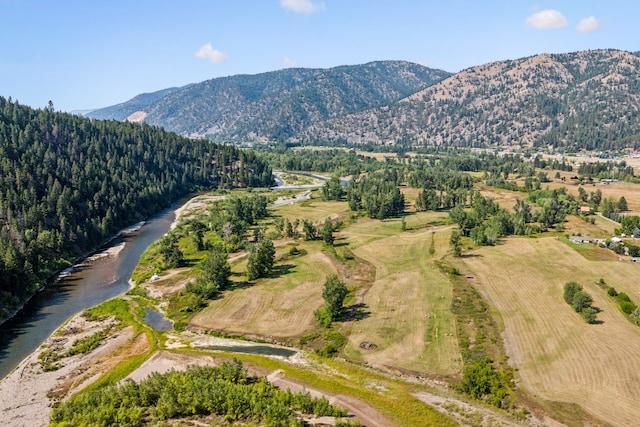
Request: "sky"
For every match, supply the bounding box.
[1,0,638,112]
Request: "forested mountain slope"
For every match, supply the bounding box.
[85,87,187,121]
[298,49,640,150]
[0,97,273,321]
[88,61,451,140]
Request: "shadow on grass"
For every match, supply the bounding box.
[269,263,296,278]
[460,253,483,259]
[345,302,371,322]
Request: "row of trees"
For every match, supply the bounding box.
[563,282,598,324]
[0,97,273,321]
[50,360,351,426]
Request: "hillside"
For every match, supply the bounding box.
[85,86,187,121]
[0,97,273,322]
[298,49,640,150]
[88,61,451,140]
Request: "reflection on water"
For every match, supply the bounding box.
[206,345,296,358]
[143,309,173,332]
[0,201,182,380]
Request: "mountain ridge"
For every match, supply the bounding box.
[87,61,451,140]
[87,49,640,150]
[297,49,640,150]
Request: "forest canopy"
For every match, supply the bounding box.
[0,97,273,321]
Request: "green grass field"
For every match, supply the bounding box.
[340,215,462,376]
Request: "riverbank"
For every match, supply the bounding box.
[0,221,144,327]
[0,312,137,427]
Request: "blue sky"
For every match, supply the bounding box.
[1,0,637,112]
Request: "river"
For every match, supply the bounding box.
[0,200,182,380]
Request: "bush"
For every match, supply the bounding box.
[607,287,619,297]
[616,292,632,303]
[314,306,332,328]
[620,301,637,315]
[580,307,598,324]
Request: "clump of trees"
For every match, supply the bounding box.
[347,170,405,219]
[187,248,231,299]
[50,359,353,426]
[322,176,345,201]
[460,357,512,408]
[606,287,640,326]
[246,239,276,281]
[563,282,598,323]
[448,194,537,251]
[315,274,349,327]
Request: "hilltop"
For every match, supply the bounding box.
[88,49,640,151]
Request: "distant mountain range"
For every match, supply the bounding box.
[88,50,640,150]
[85,61,450,140]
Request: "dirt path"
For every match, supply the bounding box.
[413,391,561,427]
[125,349,392,426]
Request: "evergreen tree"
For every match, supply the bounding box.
[246,240,275,281]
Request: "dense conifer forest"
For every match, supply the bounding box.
[0,97,273,321]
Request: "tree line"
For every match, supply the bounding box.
[50,359,354,426]
[0,97,273,322]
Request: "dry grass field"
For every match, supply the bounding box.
[190,242,336,339]
[459,236,640,426]
[340,214,462,376]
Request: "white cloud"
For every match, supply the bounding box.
[576,16,600,33]
[194,43,228,64]
[280,0,325,15]
[525,9,568,30]
[283,57,299,67]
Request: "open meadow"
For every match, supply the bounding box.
[190,242,335,340]
[458,236,640,426]
[340,214,462,376]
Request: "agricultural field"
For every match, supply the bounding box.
[340,215,462,376]
[190,242,335,339]
[131,170,640,425]
[458,236,640,426]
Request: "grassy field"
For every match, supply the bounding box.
[134,181,640,423]
[340,213,462,376]
[459,236,640,426]
[190,241,335,340]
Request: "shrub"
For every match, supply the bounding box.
[620,301,637,315]
[581,307,598,324]
[607,287,619,297]
[563,282,583,304]
[616,292,632,303]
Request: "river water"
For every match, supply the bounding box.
[0,201,181,380]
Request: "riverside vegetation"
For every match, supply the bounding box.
[0,97,273,322]
[43,146,640,425]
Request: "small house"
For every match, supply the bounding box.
[570,236,590,244]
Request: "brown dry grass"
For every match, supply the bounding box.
[460,237,640,426]
[190,247,335,340]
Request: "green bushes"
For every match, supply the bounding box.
[563,282,598,324]
[606,286,640,325]
[50,359,352,426]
